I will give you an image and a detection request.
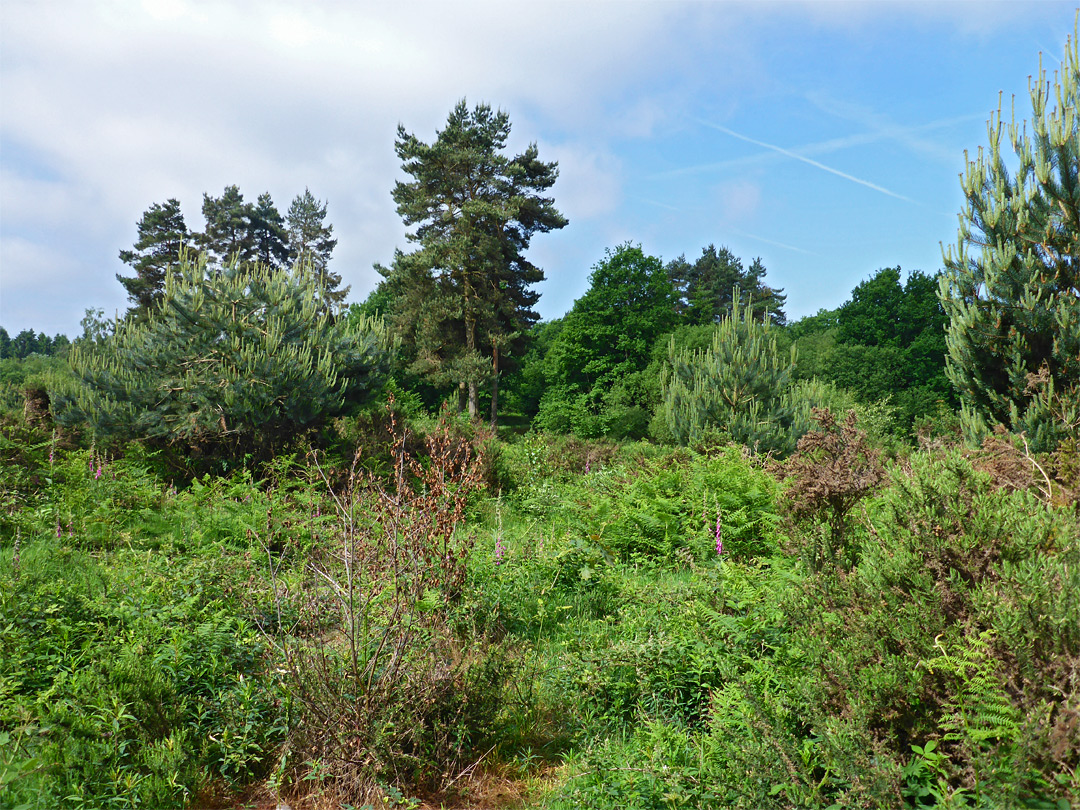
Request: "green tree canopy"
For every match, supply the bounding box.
[536,244,676,437]
[667,245,787,325]
[382,100,566,422]
[57,254,390,466]
[117,198,191,318]
[790,267,953,431]
[198,185,257,266]
[0,328,70,359]
[250,191,290,270]
[940,29,1080,450]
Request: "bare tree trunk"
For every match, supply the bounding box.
[464,273,480,420]
[458,382,467,413]
[490,344,499,427]
[468,381,479,419]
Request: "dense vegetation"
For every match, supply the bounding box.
[1,30,1078,810]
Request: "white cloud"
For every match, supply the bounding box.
[717,179,762,224]
[2,0,1076,334]
[539,142,623,222]
[2,0,700,333]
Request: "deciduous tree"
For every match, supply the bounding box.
[537,244,675,437]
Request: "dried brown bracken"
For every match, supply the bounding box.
[783,408,885,570]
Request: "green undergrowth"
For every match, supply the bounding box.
[1,420,1076,809]
[0,437,291,808]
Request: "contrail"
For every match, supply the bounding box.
[730,229,820,256]
[635,196,680,212]
[697,119,917,204]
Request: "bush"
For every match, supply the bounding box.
[787,448,1080,807]
[55,254,390,470]
[0,522,282,808]
[566,446,781,562]
[783,408,885,571]
[270,414,515,805]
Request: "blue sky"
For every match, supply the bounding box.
[1,1,1077,338]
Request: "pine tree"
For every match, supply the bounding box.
[386,100,566,422]
[198,185,256,267]
[286,188,345,308]
[9,329,44,359]
[667,245,787,325]
[117,198,190,317]
[662,288,797,453]
[56,254,390,466]
[940,27,1080,450]
[250,192,290,270]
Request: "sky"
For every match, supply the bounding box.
[2,0,1078,338]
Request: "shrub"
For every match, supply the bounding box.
[568,446,781,562]
[788,448,1080,807]
[0,528,282,808]
[783,408,885,571]
[54,254,390,469]
[269,413,515,805]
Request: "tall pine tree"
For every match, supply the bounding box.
[250,192,290,270]
[117,198,190,318]
[940,27,1080,450]
[384,100,566,422]
[198,185,257,267]
[286,188,345,308]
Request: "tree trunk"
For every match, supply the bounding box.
[458,381,467,413]
[465,281,480,420]
[468,381,479,419]
[490,344,499,426]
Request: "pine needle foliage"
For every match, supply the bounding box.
[661,288,797,453]
[386,100,567,421]
[940,25,1080,451]
[56,253,390,464]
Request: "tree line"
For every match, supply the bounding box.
[8,27,1080,458]
[0,328,70,360]
[116,186,343,318]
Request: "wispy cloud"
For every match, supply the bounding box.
[694,118,918,203]
[657,111,980,180]
[728,228,820,257]
[805,93,980,163]
[635,196,680,211]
